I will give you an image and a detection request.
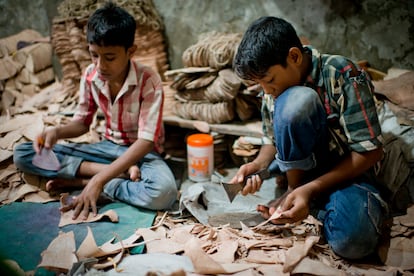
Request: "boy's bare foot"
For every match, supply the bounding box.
[117,165,140,181]
[127,165,141,181]
[46,178,87,192]
[116,165,140,181]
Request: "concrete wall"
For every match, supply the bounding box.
[1,0,413,73]
[0,0,60,38]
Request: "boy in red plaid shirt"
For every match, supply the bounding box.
[14,2,177,220]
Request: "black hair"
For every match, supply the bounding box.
[86,2,136,49]
[233,16,303,80]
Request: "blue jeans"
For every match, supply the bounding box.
[318,183,385,259]
[13,140,177,210]
[273,86,385,259]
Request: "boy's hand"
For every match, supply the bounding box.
[34,128,58,154]
[229,162,263,195]
[257,185,311,224]
[34,136,45,154]
[61,177,103,220]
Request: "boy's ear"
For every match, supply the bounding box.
[287,47,303,65]
[127,45,137,57]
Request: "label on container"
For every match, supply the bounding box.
[187,145,213,182]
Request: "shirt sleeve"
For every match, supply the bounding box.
[137,68,165,150]
[327,59,383,153]
[72,65,98,127]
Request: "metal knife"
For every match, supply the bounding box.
[221,169,271,202]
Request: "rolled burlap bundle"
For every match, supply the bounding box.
[182,32,242,70]
[0,29,43,56]
[13,43,53,73]
[174,100,234,124]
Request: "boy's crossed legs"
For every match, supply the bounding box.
[13,140,177,210]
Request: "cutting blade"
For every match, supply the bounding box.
[222,169,271,202]
[222,182,243,202]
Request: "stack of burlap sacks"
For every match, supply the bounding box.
[51,0,170,111]
[0,30,55,115]
[165,32,261,124]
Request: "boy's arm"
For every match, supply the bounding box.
[70,138,154,220]
[54,121,90,139]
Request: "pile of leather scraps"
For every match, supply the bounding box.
[0,163,58,205]
[165,32,262,124]
[76,211,398,275]
[51,16,89,111]
[51,0,169,112]
[0,110,101,206]
[0,29,55,116]
[37,226,146,273]
[378,205,414,271]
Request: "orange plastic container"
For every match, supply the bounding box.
[187,133,214,182]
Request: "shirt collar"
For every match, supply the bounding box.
[304,45,323,87]
[124,60,139,87]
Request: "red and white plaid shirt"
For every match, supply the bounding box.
[73,59,165,153]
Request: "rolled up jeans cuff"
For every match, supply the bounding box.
[276,153,316,172]
[57,155,83,179]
